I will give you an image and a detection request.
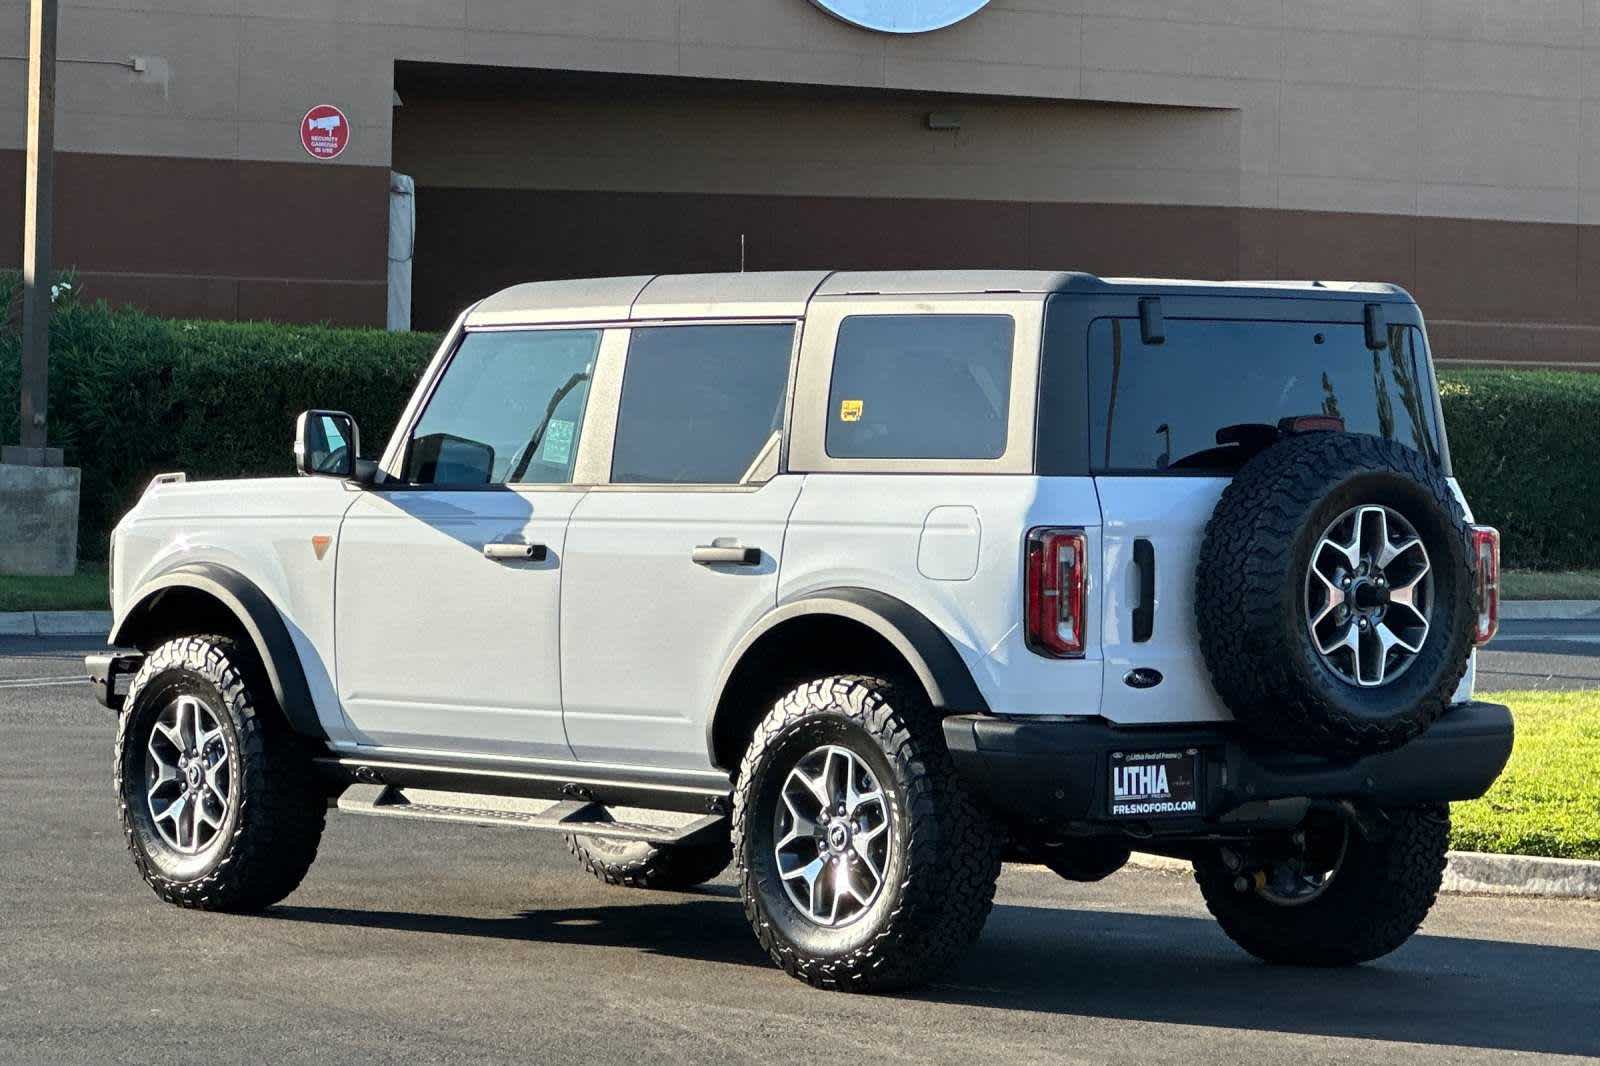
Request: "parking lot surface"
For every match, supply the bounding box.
[3,636,1597,1065]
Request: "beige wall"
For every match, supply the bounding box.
[3,0,1599,223]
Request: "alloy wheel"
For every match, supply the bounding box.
[144,695,233,854]
[772,744,892,927]
[1304,504,1433,687]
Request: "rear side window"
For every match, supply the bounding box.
[826,314,1014,459]
[1089,318,1441,473]
[611,324,794,485]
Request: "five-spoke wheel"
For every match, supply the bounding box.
[773,744,891,927]
[1305,503,1432,687]
[144,695,234,854]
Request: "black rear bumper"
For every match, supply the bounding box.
[943,700,1513,832]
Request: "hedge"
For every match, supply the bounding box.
[1438,368,1600,571]
[1,298,1597,569]
[0,299,439,560]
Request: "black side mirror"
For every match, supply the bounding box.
[294,410,360,479]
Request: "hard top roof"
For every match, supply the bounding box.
[464,270,1412,326]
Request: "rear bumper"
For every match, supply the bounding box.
[943,700,1513,831]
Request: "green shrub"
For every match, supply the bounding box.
[1439,369,1600,570]
[0,300,439,559]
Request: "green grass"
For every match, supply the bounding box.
[1453,690,1600,861]
[1501,569,1600,601]
[0,565,107,612]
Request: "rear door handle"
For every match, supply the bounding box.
[484,541,549,562]
[1132,538,1155,642]
[691,545,762,566]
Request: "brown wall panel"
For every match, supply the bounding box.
[0,149,389,326]
[410,184,1600,367]
[1415,216,1580,326]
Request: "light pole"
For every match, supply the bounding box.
[1,0,78,579]
[15,0,57,462]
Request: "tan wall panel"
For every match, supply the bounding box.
[2,0,1599,230]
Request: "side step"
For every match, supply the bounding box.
[335,784,728,848]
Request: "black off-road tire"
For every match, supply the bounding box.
[1197,432,1475,755]
[733,675,1002,992]
[114,634,326,910]
[1194,805,1449,966]
[565,830,731,890]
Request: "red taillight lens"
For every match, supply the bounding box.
[1470,525,1500,646]
[1026,528,1087,658]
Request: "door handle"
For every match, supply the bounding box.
[484,541,549,562]
[691,545,762,566]
[1132,538,1155,643]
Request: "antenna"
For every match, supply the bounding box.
[739,233,746,273]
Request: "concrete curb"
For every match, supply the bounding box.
[0,610,111,638]
[1127,850,1600,901]
[1500,599,1600,621]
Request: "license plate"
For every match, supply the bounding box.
[1108,749,1200,818]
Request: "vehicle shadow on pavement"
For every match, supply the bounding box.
[271,888,1600,1057]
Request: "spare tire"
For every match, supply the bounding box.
[1196,432,1474,755]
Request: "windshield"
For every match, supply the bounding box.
[1088,317,1442,474]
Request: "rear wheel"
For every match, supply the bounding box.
[114,634,325,910]
[733,675,1002,991]
[1193,805,1448,965]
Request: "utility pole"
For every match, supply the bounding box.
[2,0,77,579]
[17,0,57,459]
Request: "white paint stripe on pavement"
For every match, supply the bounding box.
[0,677,87,689]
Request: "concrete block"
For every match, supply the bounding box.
[0,612,37,636]
[0,462,82,577]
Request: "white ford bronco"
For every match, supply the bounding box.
[90,270,1512,991]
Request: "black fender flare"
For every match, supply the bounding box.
[111,562,325,740]
[706,587,988,759]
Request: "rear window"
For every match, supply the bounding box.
[826,314,1014,460]
[1089,318,1441,473]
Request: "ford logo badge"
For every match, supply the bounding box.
[1123,668,1164,690]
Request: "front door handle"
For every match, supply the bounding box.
[691,545,762,566]
[484,541,549,562]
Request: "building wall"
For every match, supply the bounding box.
[3,0,1600,361]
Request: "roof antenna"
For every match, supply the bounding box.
[739,233,746,273]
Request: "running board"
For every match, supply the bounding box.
[335,784,729,848]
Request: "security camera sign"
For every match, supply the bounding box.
[300,104,350,160]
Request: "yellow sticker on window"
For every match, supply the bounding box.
[839,399,864,422]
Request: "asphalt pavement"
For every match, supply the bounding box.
[1477,618,1600,691]
[2,634,1598,1065]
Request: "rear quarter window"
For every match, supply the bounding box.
[1089,317,1441,474]
[826,314,1015,460]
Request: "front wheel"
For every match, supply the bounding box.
[565,828,731,890]
[733,675,1002,992]
[1194,805,1449,966]
[114,634,326,910]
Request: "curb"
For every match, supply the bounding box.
[1126,850,1600,901]
[1500,599,1600,621]
[0,610,111,638]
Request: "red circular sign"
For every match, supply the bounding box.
[300,104,350,160]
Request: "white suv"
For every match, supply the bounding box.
[90,270,1512,990]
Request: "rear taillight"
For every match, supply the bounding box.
[1470,525,1500,646]
[1026,528,1087,658]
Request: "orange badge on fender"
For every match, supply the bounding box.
[311,535,332,560]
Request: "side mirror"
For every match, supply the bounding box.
[294,410,360,479]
